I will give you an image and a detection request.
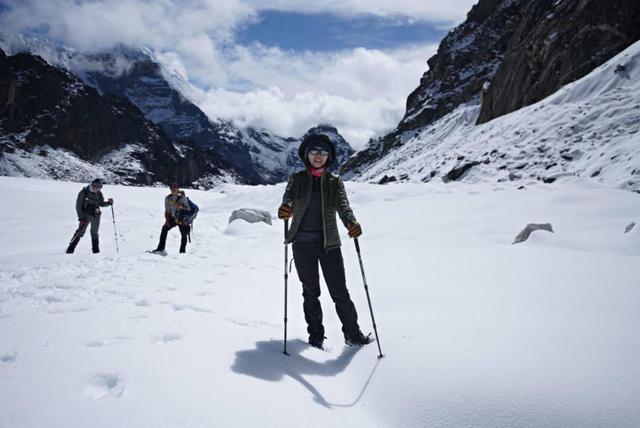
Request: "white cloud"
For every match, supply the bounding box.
[247,0,478,23]
[1,0,454,148]
[187,43,438,148]
[0,0,256,51]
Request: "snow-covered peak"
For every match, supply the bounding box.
[1,33,355,184]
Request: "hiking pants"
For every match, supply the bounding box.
[157,219,190,253]
[292,240,360,340]
[67,215,100,252]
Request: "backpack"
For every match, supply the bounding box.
[177,197,199,225]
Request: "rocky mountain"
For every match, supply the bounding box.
[241,123,354,182]
[477,0,640,124]
[0,34,355,185]
[341,0,640,185]
[62,46,353,183]
[0,49,238,187]
[341,40,640,192]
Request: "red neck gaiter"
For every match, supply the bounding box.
[309,167,326,177]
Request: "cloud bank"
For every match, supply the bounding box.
[0,0,475,148]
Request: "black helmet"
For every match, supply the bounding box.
[298,134,336,167]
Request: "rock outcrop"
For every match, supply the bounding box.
[513,223,554,244]
[342,0,640,179]
[0,50,236,186]
[477,0,640,124]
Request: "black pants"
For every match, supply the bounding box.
[292,240,360,340]
[156,219,190,253]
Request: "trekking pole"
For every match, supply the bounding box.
[283,219,290,356]
[354,238,384,359]
[110,205,119,254]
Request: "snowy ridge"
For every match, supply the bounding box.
[0,146,117,184]
[0,40,241,188]
[1,33,355,184]
[0,144,198,187]
[346,40,640,192]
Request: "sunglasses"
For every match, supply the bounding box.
[308,149,329,156]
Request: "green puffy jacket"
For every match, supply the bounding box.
[282,170,357,249]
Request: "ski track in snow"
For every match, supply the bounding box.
[0,176,639,427]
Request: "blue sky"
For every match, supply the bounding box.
[237,11,448,52]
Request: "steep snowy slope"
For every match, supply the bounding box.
[342,40,640,193]
[342,0,640,179]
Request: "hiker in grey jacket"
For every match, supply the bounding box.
[66,178,113,254]
[277,133,370,349]
[152,183,192,254]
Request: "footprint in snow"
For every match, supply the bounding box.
[134,299,151,307]
[0,351,17,363]
[84,373,124,399]
[85,337,132,348]
[172,304,213,314]
[150,333,182,344]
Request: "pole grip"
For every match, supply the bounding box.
[284,219,288,242]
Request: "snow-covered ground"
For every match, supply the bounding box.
[0,176,639,427]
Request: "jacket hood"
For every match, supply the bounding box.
[298,134,336,167]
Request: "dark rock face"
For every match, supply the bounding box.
[342,0,640,178]
[80,52,355,184]
[442,161,481,183]
[477,0,640,124]
[341,0,521,177]
[0,50,236,186]
[403,0,520,132]
[81,52,263,184]
[377,175,397,185]
[339,136,385,179]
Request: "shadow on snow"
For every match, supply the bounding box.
[231,339,380,408]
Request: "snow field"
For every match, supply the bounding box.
[0,176,639,427]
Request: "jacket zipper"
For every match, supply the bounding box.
[321,174,327,249]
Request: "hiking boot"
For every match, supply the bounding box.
[66,237,80,254]
[345,331,372,346]
[92,238,100,254]
[308,335,326,350]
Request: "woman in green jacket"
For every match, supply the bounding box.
[278,133,371,350]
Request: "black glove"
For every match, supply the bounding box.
[278,203,293,220]
[347,222,362,238]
